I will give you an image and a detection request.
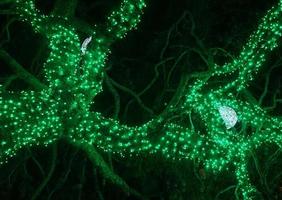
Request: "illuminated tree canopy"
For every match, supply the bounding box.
[0,0,282,199]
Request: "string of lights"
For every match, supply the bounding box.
[0,0,281,199]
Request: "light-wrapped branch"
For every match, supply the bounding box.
[106,0,146,40]
[16,0,82,90]
[67,111,205,161]
[0,89,62,165]
[16,0,45,32]
[77,0,147,100]
[211,0,282,92]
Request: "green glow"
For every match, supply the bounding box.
[0,0,282,199]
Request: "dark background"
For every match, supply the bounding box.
[0,0,282,199]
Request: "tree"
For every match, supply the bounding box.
[0,0,281,199]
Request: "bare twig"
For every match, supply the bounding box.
[124,57,174,117]
[259,59,282,105]
[31,144,57,200]
[106,74,154,116]
[0,49,47,90]
[73,142,146,200]
[167,50,188,87]
[104,73,120,119]
[215,185,236,200]
[0,18,16,48]
[1,75,17,90]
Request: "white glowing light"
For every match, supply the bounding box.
[81,36,92,55]
[218,106,238,129]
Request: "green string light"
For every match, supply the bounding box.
[1,0,282,199]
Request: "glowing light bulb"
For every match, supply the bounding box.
[218,106,238,129]
[81,36,92,55]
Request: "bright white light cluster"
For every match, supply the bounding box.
[218,106,238,129]
[81,36,92,55]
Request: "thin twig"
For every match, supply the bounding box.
[0,49,47,90]
[259,60,282,105]
[1,75,17,90]
[73,142,146,200]
[104,73,120,119]
[107,74,154,116]
[31,144,57,200]
[167,50,188,87]
[124,57,174,117]
[215,185,236,200]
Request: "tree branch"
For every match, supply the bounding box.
[73,142,146,200]
[104,72,120,119]
[31,144,57,200]
[0,49,47,90]
[106,73,154,116]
